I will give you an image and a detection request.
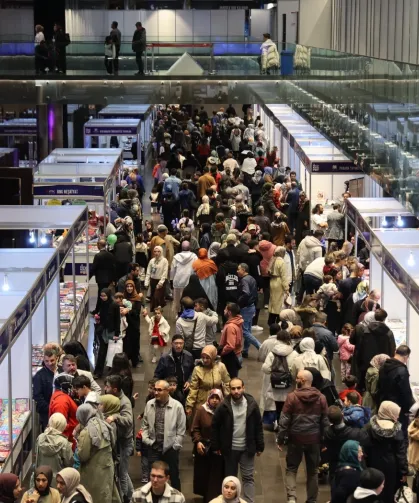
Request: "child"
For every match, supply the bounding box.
[317,273,341,312]
[339,374,362,404]
[323,255,335,275]
[104,36,115,74]
[343,391,371,428]
[166,376,185,405]
[143,307,170,363]
[337,323,355,381]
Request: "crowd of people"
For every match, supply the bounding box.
[3,103,418,503]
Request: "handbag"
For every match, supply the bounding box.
[106,338,124,367]
[395,485,414,503]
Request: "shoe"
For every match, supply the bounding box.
[93,374,102,380]
[138,355,144,363]
[90,310,97,316]
[252,325,263,331]
[264,304,269,309]
[135,71,145,76]
[242,352,248,359]
[152,356,157,363]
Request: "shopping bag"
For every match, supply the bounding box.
[106,338,123,367]
[394,485,414,503]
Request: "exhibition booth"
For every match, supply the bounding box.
[346,198,419,383]
[40,147,123,167]
[259,104,364,204]
[0,206,89,476]
[0,119,37,168]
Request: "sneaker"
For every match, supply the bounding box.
[151,356,157,363]
[264,304,269,309]
[242,352,249,359]
[252,325,264,331]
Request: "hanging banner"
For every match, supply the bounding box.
[84,127,138,136]
[34,185,104,197]
[310,161,363,173]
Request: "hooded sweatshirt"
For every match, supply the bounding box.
[220,315,243,356]
[35,431,74,483]
[378,358,414,413]
[262,342,298,402]
[297,235,323,271]
[277,386,328,445]
[171,251,197,288]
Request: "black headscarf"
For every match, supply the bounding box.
[34,466,52,496]
[99,287,112,326]
[305,367,326,390]
[0,474,19,503]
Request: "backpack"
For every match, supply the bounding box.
[65,33,71,46]
[270,353,292,389]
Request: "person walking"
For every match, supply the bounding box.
[110,21,121,74]
[363,354,390,415]
[191,389,225,503]
[211,378,264,503]
[53,23,67,73]
[346,468,386,503]
[260,33,279,74]
[277,369,329,503]
[219,303,243,378]
[34,413,73,485]
[90,239,116,315]
[171,242,197,314]
[267,247,289,326]
[141,380,186,491]
[132,22,146,75]
[330,440,363,503]
[76,404,117,503]
[33,348,59,431]
[186,344,230,413]
[145,246,169,311]
[132,461,185,503]
[237,263,260,358]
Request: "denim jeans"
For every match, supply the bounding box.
[224,450,255,503]
[241,304,261,354]
[120,441,134,499]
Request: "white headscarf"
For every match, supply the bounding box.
[58,468,93,503]
[221,476,242,503]
[299,337,319,368]
[363,311,376,326]
[45,412,67,435]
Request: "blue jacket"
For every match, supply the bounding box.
[154,349,194,386]
[343,405,371,428]
[163,175,182,200]
[312,323,338,361]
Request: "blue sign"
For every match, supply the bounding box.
[310,161,362,173]
[0,126,37,135]
[11,299,30,340]
[85,127,138,135]
[31,275,45,309]
[64,262,88,276]
[34,185,104,197]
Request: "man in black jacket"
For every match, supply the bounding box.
[214,235,245,266]
[323,405,362,482]
[350,308,396,391]
[132,22,146,76]
[378,344,414,437]
[211,378,264,503]
[237,263,260,357]
[90,239,116,315]
[216,259,239,317]
[33,349,58,430]
[154,335,194,401]
[117,262,142,294]
[53,23,67,73]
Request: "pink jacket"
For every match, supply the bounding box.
[337,334,354,361]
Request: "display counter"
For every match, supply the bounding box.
[0,205,88,477]
[345,197,419,382]
[259,104,364,203]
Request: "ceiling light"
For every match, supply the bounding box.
[397,215,403,227]
[381,216,388,227]
[408,251,415,267]
[2,274,9,292]
[29,231,35,243]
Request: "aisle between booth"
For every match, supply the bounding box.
[345,198,419,385]
[0,205,89,478]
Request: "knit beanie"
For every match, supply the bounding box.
[359,468,385,490]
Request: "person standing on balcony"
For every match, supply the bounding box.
[53,23,68,74]
[260,33,279,75]
[132,21,146,76]
[110,21,121,75]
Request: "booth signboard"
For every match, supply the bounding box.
[310,162,362,173]
[59,233,73,265]
[383,250,409,296]
[74,214,88,240]
[84,127,138,136]
[34,185,105,197]
[31,275,45,310]
[11,300,30,341]
[346,203,357,225]
[46,257,58,286]
[0,326,8,359]
[0,127,37,135]
[64,263,88,276]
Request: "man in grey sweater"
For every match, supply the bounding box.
[105,375,135,502]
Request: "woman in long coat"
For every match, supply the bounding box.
[268,246,289,326]
[76,403,120,503]
[191,389,225,502]
[123,279,144,367]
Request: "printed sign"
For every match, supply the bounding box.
[383,250,408,296]
[64,263,88,276]
[310,162,362,173]
[31,275,45,310]
[11,299,30,340]
[85,127,138,135]
[34,185,104,197]
[0,127,37,135]
[46,257,58,285]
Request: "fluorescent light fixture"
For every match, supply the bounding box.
[2,274,9,292]
[40,232,47,245]
[29,231,35,243]
[408,251,415,267]
[397,215,403,227]
[381,216,388,227]
[266,2,275,8]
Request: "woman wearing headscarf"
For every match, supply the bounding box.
[290,337,331,380]
[200,223,213,249]
[145,245,169,312]
[99,394,121,434]
[352,289,381,325]
[208,242,221,260]
[209,476,246,503]
[280,308,303,328]
[56,468,93,503]
[196,195,211,225]
[192,389,225,503]
[122,279,144,368]
[186,345,230,417]
[76,404,119,503]
[295,191,310,245]
[35,413,73,485]
[331,440,363,503]
[93,287,121,378]
[211,214,228,244]
[305,367,340,407]
[192,249,218,314]
[0,474,23,503]
[363,354,390,415]
[267,246,289,326]
[250,170,264,211]
[22,467,60,503]
[360,401,408,503]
